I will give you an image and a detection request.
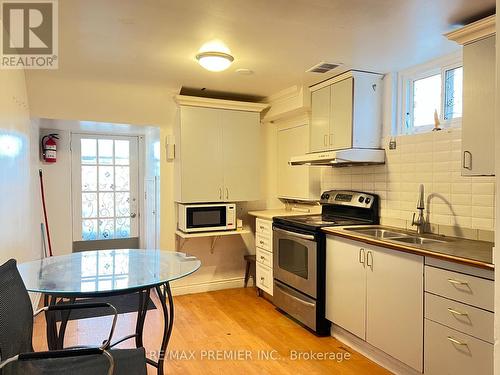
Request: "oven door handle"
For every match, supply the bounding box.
[273,227,315,241]
[275,282,316,307]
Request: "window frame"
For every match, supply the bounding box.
[398,52,462,135]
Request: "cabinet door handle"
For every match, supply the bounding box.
[447,336,468,346]
[219,188,222,200]
[260,256,265,260]
[324,134,328,146]
[447,278,469,286]
[329,133,333,145]
[463,151,472,170]
[447,307,468,316]
[359,248,365,266]
[226,188,229,200]
[366,251,373,270]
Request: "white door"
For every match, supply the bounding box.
[72,134,139,245]
[325,236,367,339]
[310,86,331,152]
[366,245,424,372]
[222,110,261,201]
[178,106,224,202]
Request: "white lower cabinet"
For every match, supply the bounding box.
[255,218,273,296]
[425,319,493,375]
[326,236,423,372]
[424,264,494,375]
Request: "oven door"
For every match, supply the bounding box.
[185,205,227,232]
[273,227,317,298]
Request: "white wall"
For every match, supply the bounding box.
[0,67,41,265]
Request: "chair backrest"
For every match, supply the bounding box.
[0,259,34,362]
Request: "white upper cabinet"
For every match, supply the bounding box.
[277,123,321,201]
[445,16,496,176]
[176,106,224,203]
[222,110,261,201]
[310,86,331,152]
[174,96,267,203]
[309,70,383,152]
[462,36,495,176]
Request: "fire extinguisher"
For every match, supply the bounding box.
[41,134,59,163]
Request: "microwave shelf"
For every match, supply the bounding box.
[175,228,250,239]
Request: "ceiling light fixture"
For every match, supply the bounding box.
[196,51,234,72]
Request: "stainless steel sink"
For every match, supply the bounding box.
[344,227,448,246]
[390,236,445,245]
[345,228,410,239]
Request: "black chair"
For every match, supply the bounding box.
[0,259,147,375]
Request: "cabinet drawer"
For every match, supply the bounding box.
[256,247,272,268]
[256,233,272,252]
[425,319,493,375]
[425,292,494,344]
[425,266,494,311]
[256,218,272,236]
[256,263,273,296]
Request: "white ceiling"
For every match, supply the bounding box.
[26,0,495,98]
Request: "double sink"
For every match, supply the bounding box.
[345,227,447,246]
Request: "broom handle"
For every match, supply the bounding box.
[39,169,53,257]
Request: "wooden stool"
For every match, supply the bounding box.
[244,254,256,287]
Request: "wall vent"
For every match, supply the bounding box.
[306,61,341,73]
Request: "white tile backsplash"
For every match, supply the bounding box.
[321,128,496,231]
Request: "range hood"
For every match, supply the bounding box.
[289,149,385,166]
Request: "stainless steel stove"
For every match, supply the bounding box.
[272,190,379,335]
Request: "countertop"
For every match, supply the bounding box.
[322,225,494,270]
[248,207,321,220]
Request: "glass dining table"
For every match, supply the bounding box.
[17,249,201,375]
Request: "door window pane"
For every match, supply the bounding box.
[444,66,463,120]
[99,166,114,191]
[82,219,98,240]
[115,192,130,217]
[99,192,115,218]
[81,139,97,164]
[98,139,114,165]
[412,74,441,127]
[115,166,130,191]
[82,193,97,218]
[99,219,115,239]
[114,140,129,165]
[116,218,131,238]
[81,166,97,191]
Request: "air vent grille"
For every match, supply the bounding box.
[306,62,340,73]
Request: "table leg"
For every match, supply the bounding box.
[135,289,150,348]
[43,294,58,350]
[57,297,75,349]
[146,282,174,375]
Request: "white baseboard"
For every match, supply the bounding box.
[331,325,422,375]
[170,277,246,296]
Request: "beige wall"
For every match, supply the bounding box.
[494,3,499,373]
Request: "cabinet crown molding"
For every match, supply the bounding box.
[445,15,496,45]
[174,95,269,112]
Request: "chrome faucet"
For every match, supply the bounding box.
[412,184,426,234]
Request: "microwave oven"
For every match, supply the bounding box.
[177,203,236,233]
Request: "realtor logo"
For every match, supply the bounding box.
[1,0,58,69]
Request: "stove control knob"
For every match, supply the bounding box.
[365,197,371,204]
[358,196,365,203]
[325,194,330,200]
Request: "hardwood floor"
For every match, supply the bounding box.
[33,288,390,374]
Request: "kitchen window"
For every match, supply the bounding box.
[399,54,462,134]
